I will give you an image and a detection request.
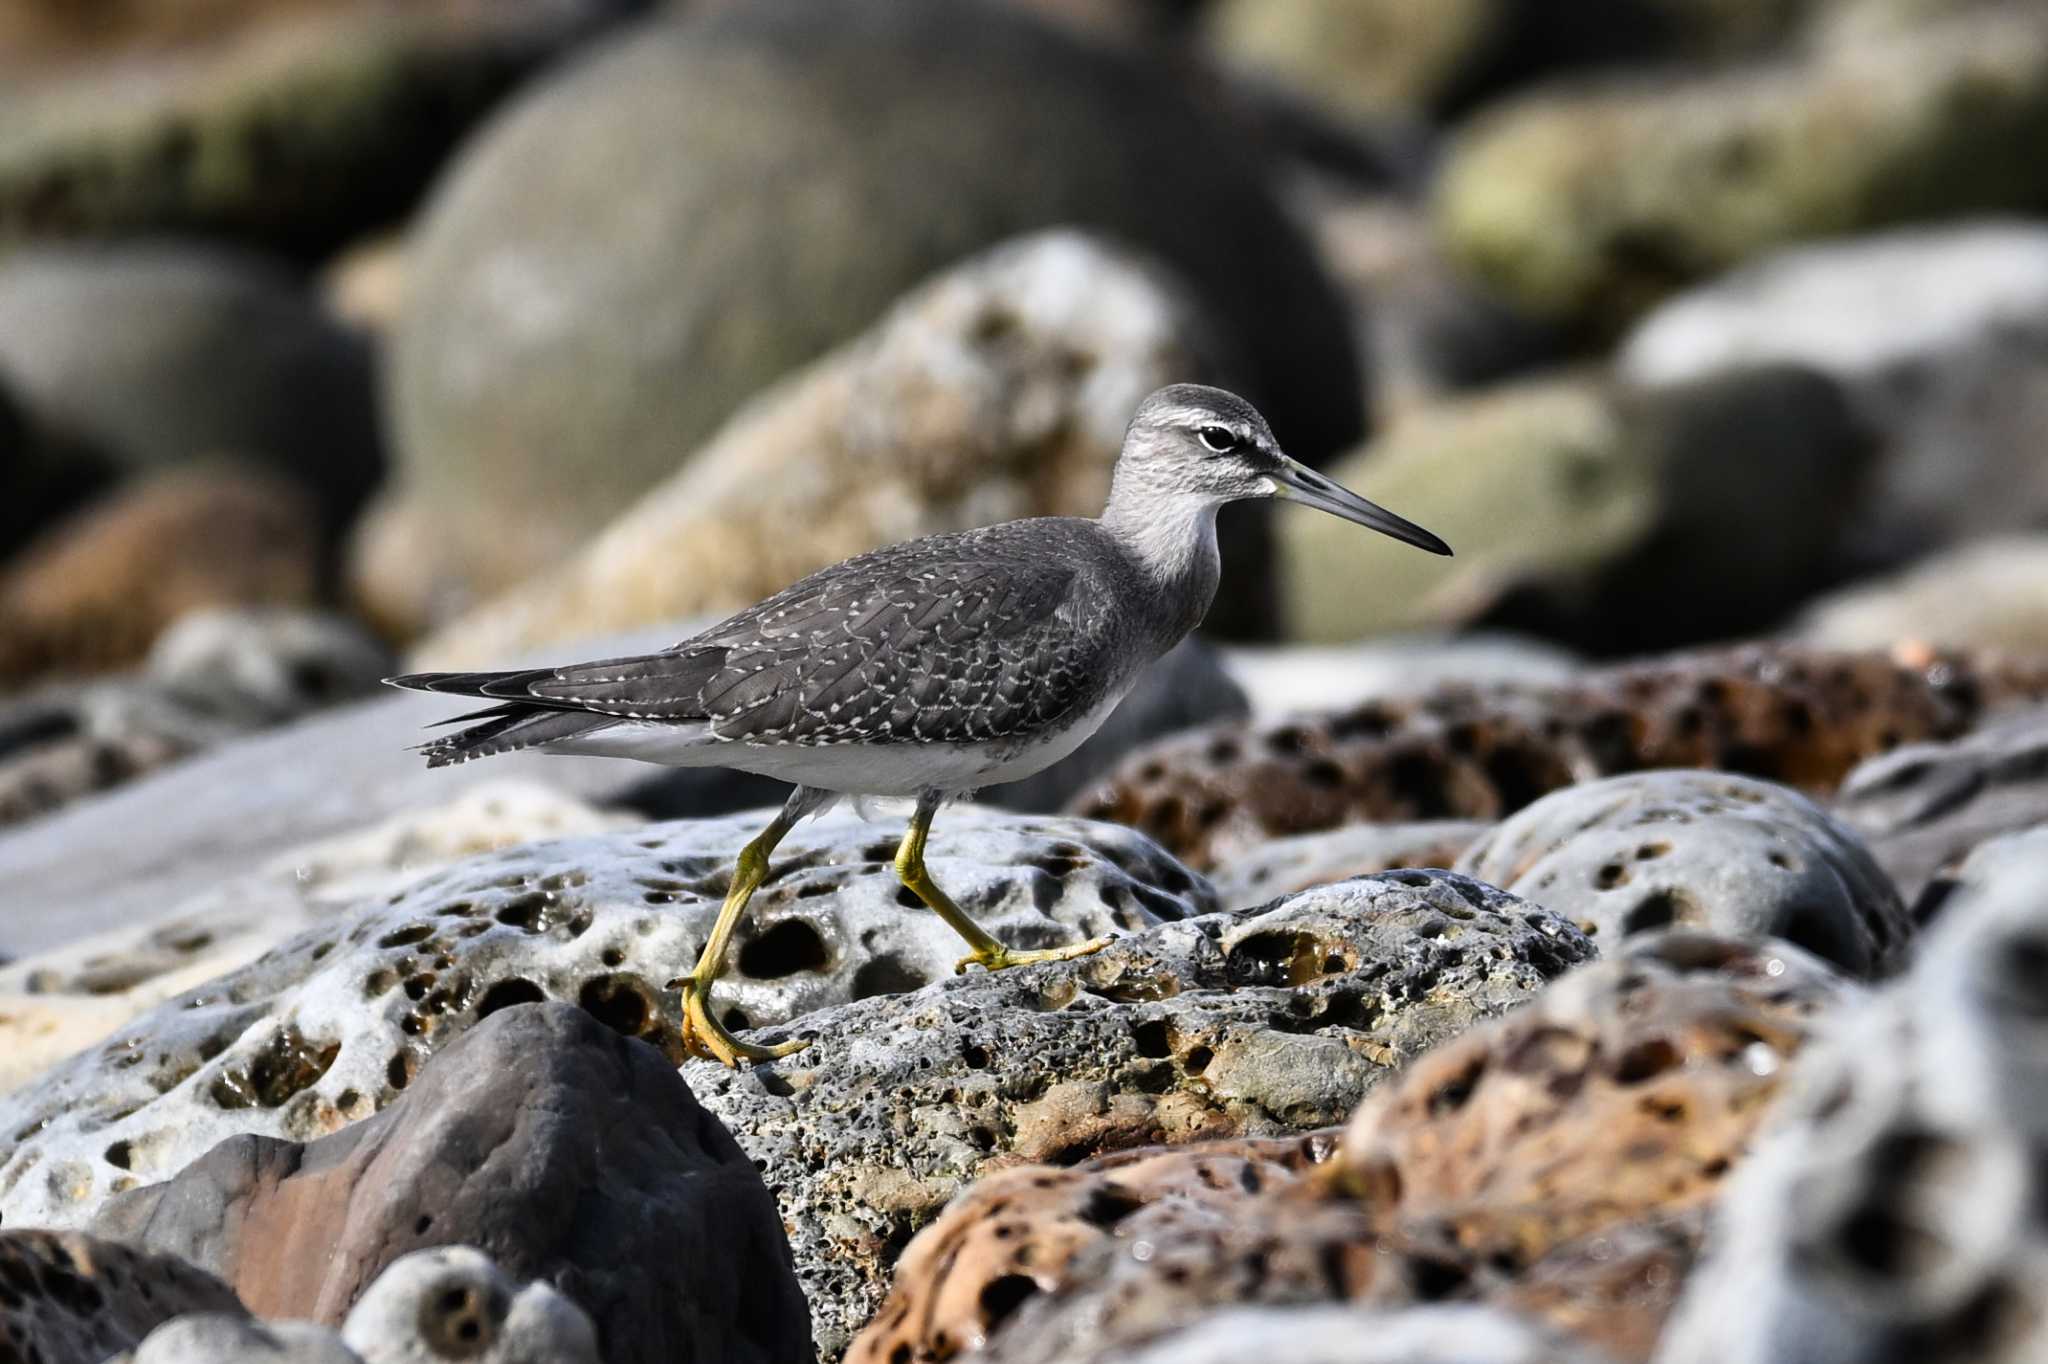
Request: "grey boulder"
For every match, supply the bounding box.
[1456,770,1910,977]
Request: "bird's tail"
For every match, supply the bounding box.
[386,671,620,768]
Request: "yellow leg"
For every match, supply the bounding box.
[895,792,1113,974]
[672,788,825,1067]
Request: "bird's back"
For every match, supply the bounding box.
[393,517,1165,767]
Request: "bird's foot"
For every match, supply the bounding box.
[675,978,809,1068]
[955,935,1115,975]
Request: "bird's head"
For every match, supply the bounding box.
[1113,384,1451,556]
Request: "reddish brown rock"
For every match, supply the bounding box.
[848,1134,1339,1364]
[93,1003,808,1364]
[0,1229,245,1364]
[0,469,319,688]
[1072,645,2048,869]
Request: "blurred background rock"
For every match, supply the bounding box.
[0,0,2043,823]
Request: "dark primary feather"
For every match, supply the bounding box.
[389,518,1150,763]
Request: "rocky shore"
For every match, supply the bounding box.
[4,1,2048,1361]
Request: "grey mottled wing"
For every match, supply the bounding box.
[520,533,1108,746]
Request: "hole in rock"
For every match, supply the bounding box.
[978,1274,1039,1330]
[210,1027,340,1109]
[1622,891,1696,935]
[1131,1019,1172,1059]
[476,978,545,1018]
[1613,1038,1681,1085]
[379,925,432,950]
[738,920,830,978]
[852,955,927,1001]
[578,974,655,1037]
[1077,1186,1145,1229]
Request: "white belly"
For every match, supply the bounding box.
[543,684,1132,798]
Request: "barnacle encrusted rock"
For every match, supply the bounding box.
[0,807,1207,1230]
[1073,645,2045,869]
[686,870,1592,1356]
[1656,827,2048,1364]
[0,1229,245,1364]
[1456,771,1910,977]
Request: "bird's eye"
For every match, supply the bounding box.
[1197,426,1239,454]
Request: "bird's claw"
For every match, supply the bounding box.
[676,978,809,1068]
[955,934,1115,975]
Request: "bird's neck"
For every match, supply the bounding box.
[1100,488,1223,644]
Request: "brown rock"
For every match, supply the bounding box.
[1071,644,2048,869]
[93,1002,809,1364]
[0,1229,245,1364]
[849,1134,1339,1364]
[0,468,319,689]
[1331,933,1847,1232]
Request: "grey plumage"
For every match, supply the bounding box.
[392,518,1163,768]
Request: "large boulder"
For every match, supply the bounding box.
[0,2,636,260]
[1456,770,1911,977]
[0,244,381,531]
[0,470,323,690]
[96,1005,798,1364]
[1277,364,1870,651]
[383,0,1360,625]
[1794,533,2048,654]
[1434,8,2048,333]
[1623,221,2048,565]
[390,231,1247,658]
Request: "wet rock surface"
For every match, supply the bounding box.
[385,0,1358,630]
[1073,645,2044,869]
[1656,827,2048,1364]
[688,871,1591,1356]
[1456,771,1910,976]
[1281,366,1869,653]
[0,1228,245,1364]
[0,807,1205,1229]
[96,1005,783,1364]
[1834,704,2048,907]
